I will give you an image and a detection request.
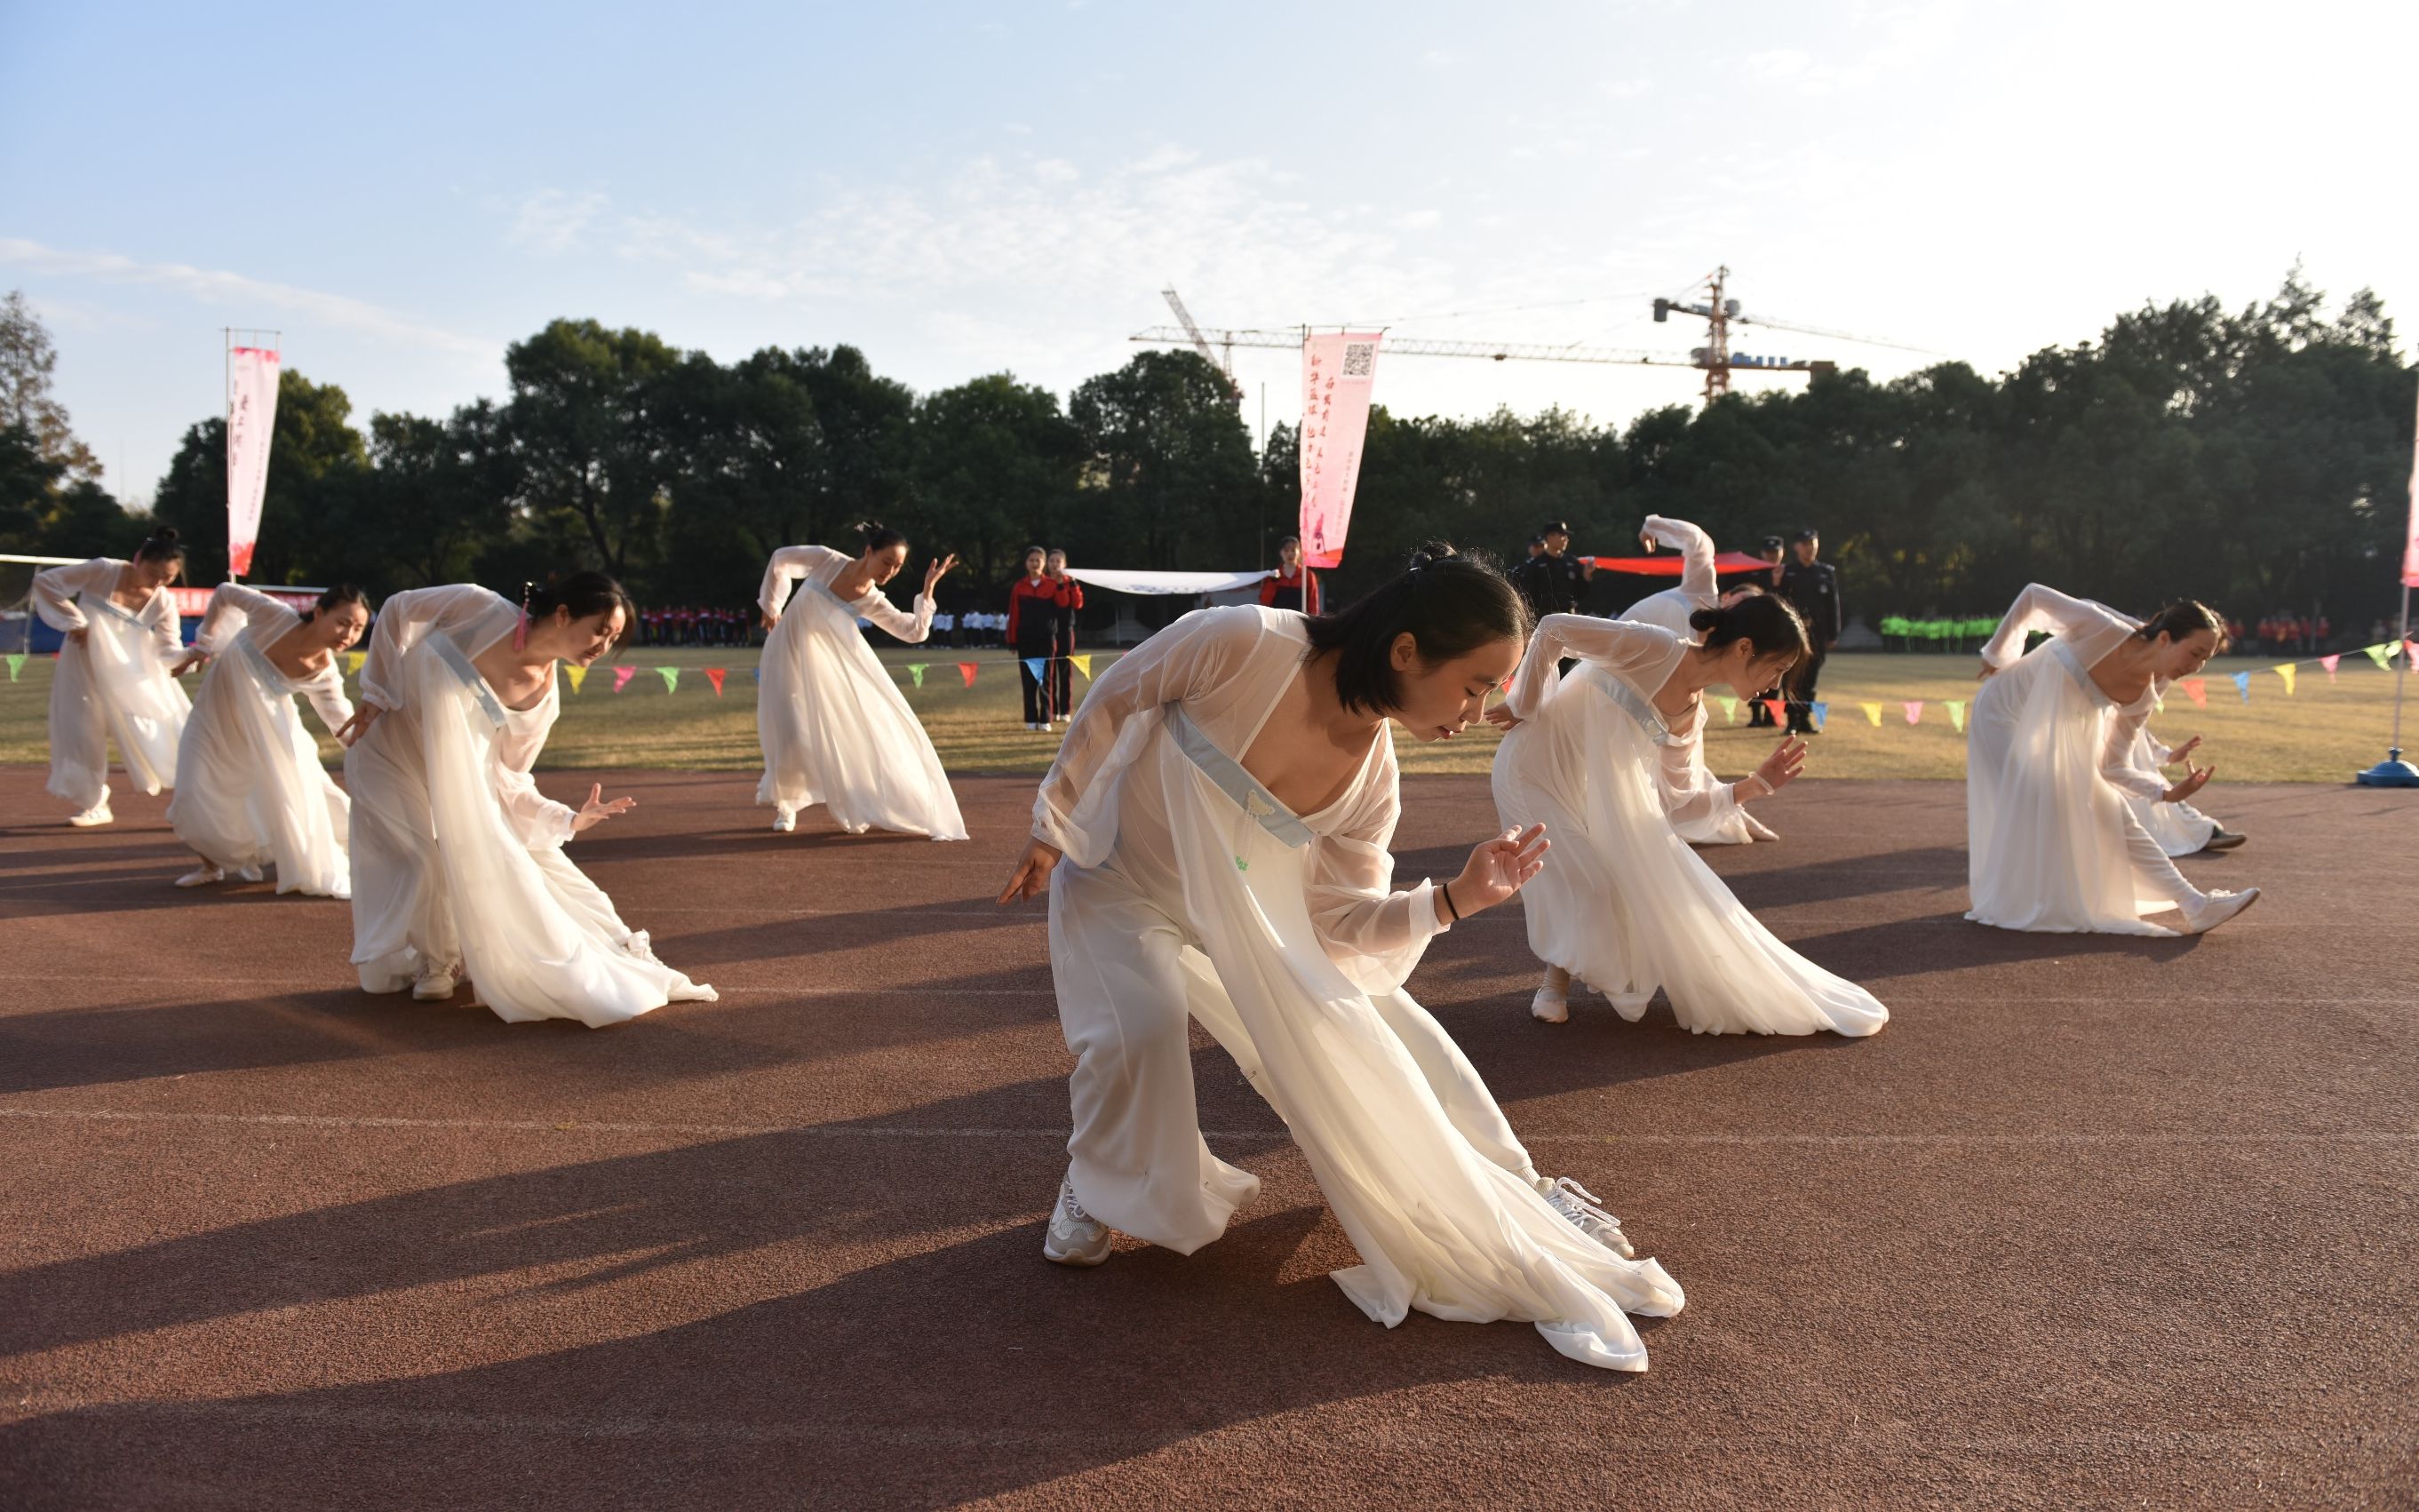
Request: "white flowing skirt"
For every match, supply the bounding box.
[755,601,966,840]
[1965,645,2178,935]
[1052,711,1683,1370]
[345,633,715,1026]
[2122,730,2219,856]
[1492,669,1887,1037]
[166,641,350,896]
[47,606,189,809]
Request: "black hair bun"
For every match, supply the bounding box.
[1406,540,1460,572]
[1687,604,1727,633]
[149,526,180,543]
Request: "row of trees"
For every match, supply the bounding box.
[4,272,2413,629]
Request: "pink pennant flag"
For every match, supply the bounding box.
[1903,701,1923,725]
[612,665,638,693]
[704,667,727,696]
[2320,653,2341,683]
[2182,677,2207,707]
[1761,697,1785,725]
[958,662,978,688]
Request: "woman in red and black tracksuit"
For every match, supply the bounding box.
[1046,548,1084,720]
[1258,534,1323,615]
[1007,545,1071,729]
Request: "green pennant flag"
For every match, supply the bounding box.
[2364,642,2394,670]
[907,663,927,688]
[656,666,680,693]
[4,652,22,682]
[1946,699,1967,732]
[1714,694,1738,725]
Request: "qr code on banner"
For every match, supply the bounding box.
[1342,342,1375,377]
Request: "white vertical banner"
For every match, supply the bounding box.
[226,345,281,577]
[1298,331,1381,569]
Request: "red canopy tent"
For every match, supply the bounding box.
[1585,551,1776,577]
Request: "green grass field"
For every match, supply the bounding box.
[2,644,2410,784]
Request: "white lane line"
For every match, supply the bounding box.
[4,1397,2393,1452]
[3,1106,2411,1149]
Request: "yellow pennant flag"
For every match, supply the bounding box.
[1861,701,1882,727]
[565,664,586,694]
[1070,654,1094,679]
[2272,664,2296,696]
[346,650,366,676]
[1947,699,1967,732]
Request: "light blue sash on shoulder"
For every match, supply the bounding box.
[1167,706,1314,849]
[233,628,294,690]
[80,591,149,629]
[1597,672,1676,746]
[427,629,508,731]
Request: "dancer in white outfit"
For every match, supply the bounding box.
[1965,585,2258,935]
[164,584,366,895]
[31,529,196,826]
[1490,599,1887,1035]
[1622,513,1781,844]
[756,521,966,840]
[2123,721,2245,856]
[336,573,715,1024]
[999,546,1684,1373]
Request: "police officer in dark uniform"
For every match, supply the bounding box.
[1746,534,1787,727]
[1778,527,1842,734]
[1512,520,1593,622]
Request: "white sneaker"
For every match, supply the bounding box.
[771,807,797,833]
[67,803,113,828]
[1543,1176,1635,1257]
[2184,887,2261,934]
[1535,1318,1649,1373]
[175,864,226,888]
[411,969,458,1002]
[1043,1174,1111,1266]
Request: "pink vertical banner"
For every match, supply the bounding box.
[1298,332,1381,569]
[2402,380,2419,588]
[226,346,281,577]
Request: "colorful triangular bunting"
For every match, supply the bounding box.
[656,667,679,693]
[2272,664,2296,696]
[613,665,638,693]
[564,665,586,694]
[958,662,978,688]
[1903,700,1922,725]
[1946,699,1967,732]
[704,667,726,696]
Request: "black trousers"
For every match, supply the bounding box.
[1786,649,1827,730]
[1018,640,1059,723]
[1054,640,1076,712]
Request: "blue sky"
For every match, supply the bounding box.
[4,0,2411,503]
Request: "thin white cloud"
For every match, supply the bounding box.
[507,188,609,254]
[0,236,497,359]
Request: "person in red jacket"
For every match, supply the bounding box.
[1046,548,1084,719]
[1258,535,1323,615]
[1007,545,1072,729]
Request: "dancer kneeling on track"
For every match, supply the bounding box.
[164,583,368,896]
[2123,721,2247,857]
[31,528,197,828]
[997,545,1683,1373]
[1488,600,1889,1036]
[1964,585,2256,935]
[756,521,967,840]
[336,574,715,1025]
[1619,511,1783,845]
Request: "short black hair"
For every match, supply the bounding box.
[1302,542,1530,715]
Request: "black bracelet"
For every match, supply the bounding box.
[1439,880,1461,921]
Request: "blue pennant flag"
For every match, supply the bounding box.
[1810,699,1829,729]
[2231,671,2251,702]
[750,666,761,683]
[1023,657,1048,681]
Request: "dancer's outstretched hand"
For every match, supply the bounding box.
[998,838,1062,903]
[1448,825,1549,918]
[1747,736,1808,799]
[168,649,209,677]
[1484,704,1522,732]
[2166,735,2204,766]
[925,553,960,593]
[334,702,386,747]
[2163,762,2215,804]
[573,784,637,832]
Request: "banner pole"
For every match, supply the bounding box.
[2355,378,2419,786]
[223,329,235,582]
